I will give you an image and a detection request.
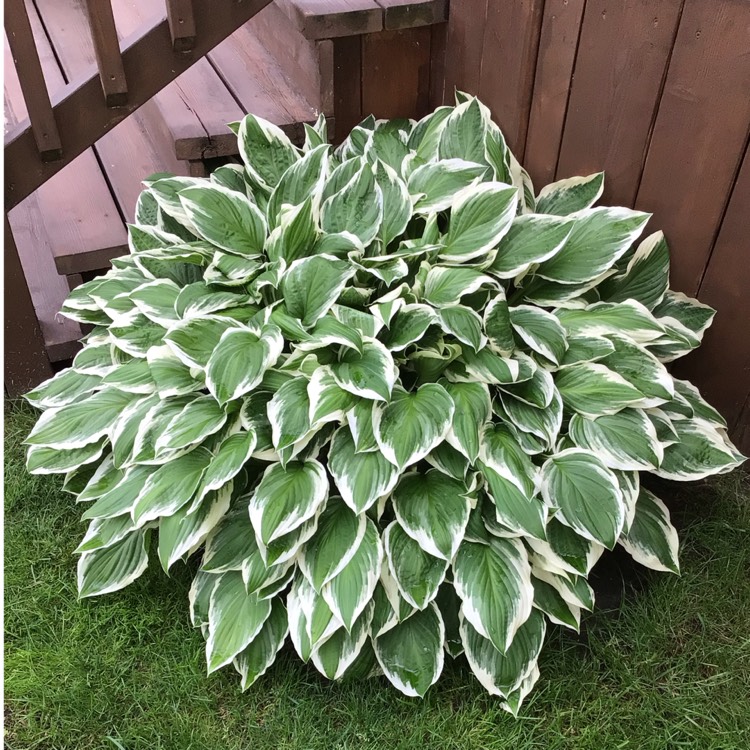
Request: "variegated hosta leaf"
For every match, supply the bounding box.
[540,450,625,549]
[25,96,744,707]
[619,489,680,574]
[374,603,445,697]
[453,537,534,653]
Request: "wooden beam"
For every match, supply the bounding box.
[4,0,274,209]
[4,0,62,161]
[4,216,53,395]
[166,0,197,52]
[84,0,129,107]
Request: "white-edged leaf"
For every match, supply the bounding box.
[453,537,534,653]
[540,449,625,548]
[77,529,149,598]
[392,470,472,561]
[248,460,328,545]
[373,384,454,471]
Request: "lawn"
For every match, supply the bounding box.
[4,401,750,750]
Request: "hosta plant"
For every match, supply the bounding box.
[25,94,745,713]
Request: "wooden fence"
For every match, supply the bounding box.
[420,0,749,453]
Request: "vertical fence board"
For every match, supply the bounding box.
[440,0,487,103]
[524,0,585,188]
[674,142,750,450]
[333,35,363,141]
[635,0,750,295]
[555,0,683,206]
[478,0,544,157]
[362,27,431,119]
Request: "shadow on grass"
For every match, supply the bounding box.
[5,401,749,750]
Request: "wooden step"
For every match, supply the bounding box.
[5,2,123,361]
[277,0,447,39]
[34,0,190,229]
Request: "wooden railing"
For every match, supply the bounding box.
[4,0,274,210]
[4,0,274,393]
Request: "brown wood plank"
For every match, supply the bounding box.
[209,11,320,145]
[635,0,750,296]
[428,21,447,110]
[166,0,196,52]
[4,215,54,393]
[523,0,585,188]
[34,0,189,221]
[277,0,383,39]
[478,0,544,158]
[5,0,275,207]
[440,0,488,106]
[118,0,243,162]
[84,0,128,106]
[5,5,127,276]
[732,396,750,458]
[556,0,684,207]
[332,34,362,142]
[4,0,62,160]
[362,27,431,120]
[674,141,750,446]
[376,0,447,30]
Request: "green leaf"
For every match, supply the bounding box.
[77,530,149,598]
[248,460,328,545]
[206,325,283,405]
[321,518,381,631]
[598,230,670,309]
[330,339,396,402]
[380,304,436,352]
[438,97,488,164]
[374,161,411,246]
[374,604,445,697]
[321,161,383,245]
[569,409,663,471]
[392,470,472,561]
[452,537,534,653]
[408,159,486,213]
[206,571,272,672]
[384,522,448,610]
[238,114,300,190]
[201,430,257,493]
[156,395,227,453]
[268,378,312,453]
[373,384,454,471]
[510,305,568,364]
[179,185,266,256]
[537,207,650,284]
[328,427,399,514]
[282,255,356,327]
[26,389,131,449]
[540,449,624,548]
[619,489,679,574]
[234,599,288,689]
[460,608,546,697]
[490,214,575,279]
[299,497,367,591]
[535,173,604,215]
[132,447,212,526]
[422,266,496,307]
[442,182,518,261]
[438,305,485,352]
[442,381,491,463]
[555,362,644,417]
[26,440,106,475]
[654,418,744,481]
[25,369,102,410]
[556,300,665,344]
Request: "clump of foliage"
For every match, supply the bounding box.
[24,94,744,712]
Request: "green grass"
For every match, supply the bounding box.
[5,401,750,750]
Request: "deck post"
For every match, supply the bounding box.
[4,216,53,396]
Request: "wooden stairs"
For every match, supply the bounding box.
[5,0,448,372]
